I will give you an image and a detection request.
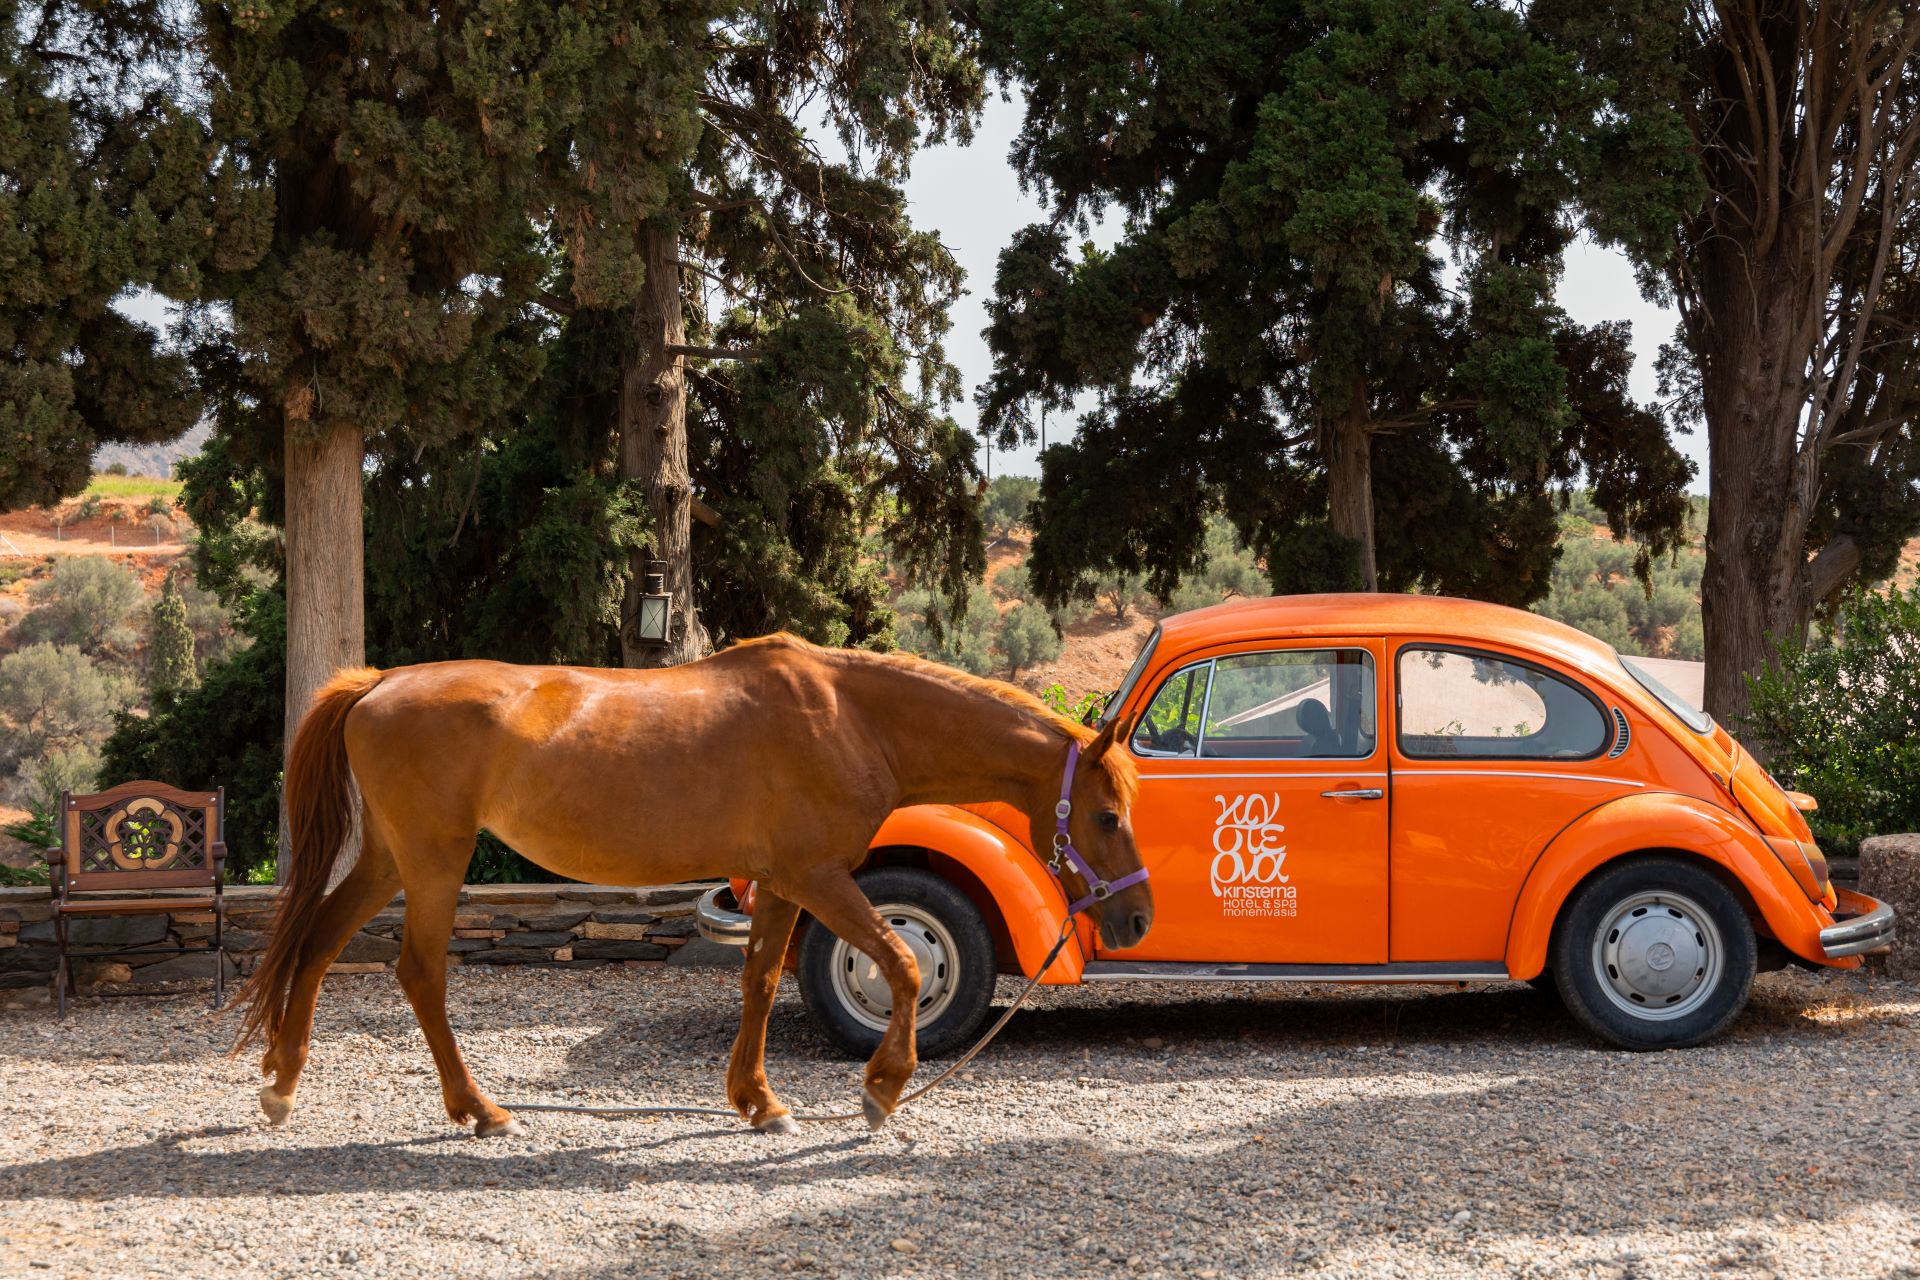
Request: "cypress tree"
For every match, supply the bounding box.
[0,0,204,511]
[1538,0,1920,728]
[977,0,1696,607]
[147,569,197,694]
[179,0,708,773]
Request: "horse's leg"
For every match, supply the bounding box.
[392,856,519,1136]
[725,889,802,1133]
[791,871,922,1130]
[258,827,401,1125]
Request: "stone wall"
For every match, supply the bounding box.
[1860,834,1919,981]
[0,881,717,997]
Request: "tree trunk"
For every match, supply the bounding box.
[619,221,709,668]
[1325,410,1377,591]
[1694,246,1827,742]
[282,417,366,884]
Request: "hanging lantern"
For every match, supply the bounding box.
[633,560,672,647]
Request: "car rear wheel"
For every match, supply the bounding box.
[1551,856,1756,1050]
[798,867,998,1060]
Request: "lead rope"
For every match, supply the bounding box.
[503,918,1077,1126]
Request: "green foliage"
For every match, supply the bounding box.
[467,831,562,885]
[99,594,286,882]
[17,555,142,654]
[1164,517,1266,614]
[998,603,1063,679]
[894,588,997,676]
[0,0,204,514]
[147,570,198,694]
[983,476,1040,539]
[0,749,93,883]
[1536,510,1704,660]
[0,642,133,773]
[1740,586,1920,856]
[75,494,101,521]
[978,0,1695,613]
[1092,570,1155,625]
[1039,683,1108,725]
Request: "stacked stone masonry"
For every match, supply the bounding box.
[1860,834,1920,981]
[0,881,713,993]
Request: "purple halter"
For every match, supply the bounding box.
[1048,741,1151,916]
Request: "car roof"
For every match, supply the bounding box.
[1157,593,1623,678]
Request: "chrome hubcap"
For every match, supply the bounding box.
[1592,889,1723,1021]
[828,904,959,1033]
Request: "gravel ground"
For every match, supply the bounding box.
[3,964,1918,1280]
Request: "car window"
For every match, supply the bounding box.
[1131,662,1211,757]
[1619,654,1713,734]
[1398,648,1608,760]
[1201,649,1376,759]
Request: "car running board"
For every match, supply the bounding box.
[1079,959,1512,984]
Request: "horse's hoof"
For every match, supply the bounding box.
[258,1086,293,1127]
[755,1113,798,1135]
[862,1089,890,1131]
[474,1115,524,1138]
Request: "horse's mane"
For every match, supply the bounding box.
[727,632,1140,809]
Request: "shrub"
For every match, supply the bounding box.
[18,555,143,654]
[982,475,1039,540]
[893,587,996,675]
[1039,684,1108,725]
[998,602,1063,680]
[0,642,134,773]
[1740,584,1920,855]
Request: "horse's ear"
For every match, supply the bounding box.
[1084,713,1130,765]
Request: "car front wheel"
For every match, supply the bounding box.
[1551,856,1757,1050]
[798,867,998,1059]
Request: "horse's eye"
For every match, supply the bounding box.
[1096,811,1120,832]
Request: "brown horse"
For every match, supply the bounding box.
[233,634,1150,1136]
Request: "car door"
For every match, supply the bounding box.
[1109,638,1390,964]
[1387,642,1630,962]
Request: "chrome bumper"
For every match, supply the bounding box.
[1820,890,1895,959]
[695,885,753,947]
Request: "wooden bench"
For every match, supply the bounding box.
[45,780,227,1016]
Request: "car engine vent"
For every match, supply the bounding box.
[1608,707,1630,758]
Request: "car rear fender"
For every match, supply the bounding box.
[869,804,1087,984]
[1505,791,1844,979]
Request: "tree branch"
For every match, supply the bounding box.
[1804,533,1862,604]
[666,343,762,360]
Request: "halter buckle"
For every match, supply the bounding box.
[1054,799,1072,820]
[1092,883,1111,900]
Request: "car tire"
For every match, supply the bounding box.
[798,867,998,1060]
[1551,855,1757,1050]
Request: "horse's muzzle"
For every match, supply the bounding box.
[1098,907,1152,952]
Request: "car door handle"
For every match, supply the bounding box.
[1320,788,1384,800]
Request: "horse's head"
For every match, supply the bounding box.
[1061,713,1153,951]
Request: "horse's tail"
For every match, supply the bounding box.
[231,666,385,1053]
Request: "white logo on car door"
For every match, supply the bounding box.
[1211,793,1299,918]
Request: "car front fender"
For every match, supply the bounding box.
[871,804,1087,984]
[1504,791,1846,980]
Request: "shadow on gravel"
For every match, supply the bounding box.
[552,973,1899,1093]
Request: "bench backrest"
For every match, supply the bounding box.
[59,780,224,892]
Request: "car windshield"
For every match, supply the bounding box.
[1618,655,1713,734]
[1097,626,1160,727]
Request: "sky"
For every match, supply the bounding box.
[899,94,1703,490]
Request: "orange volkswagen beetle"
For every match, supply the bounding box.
[697,595,1894,1053]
